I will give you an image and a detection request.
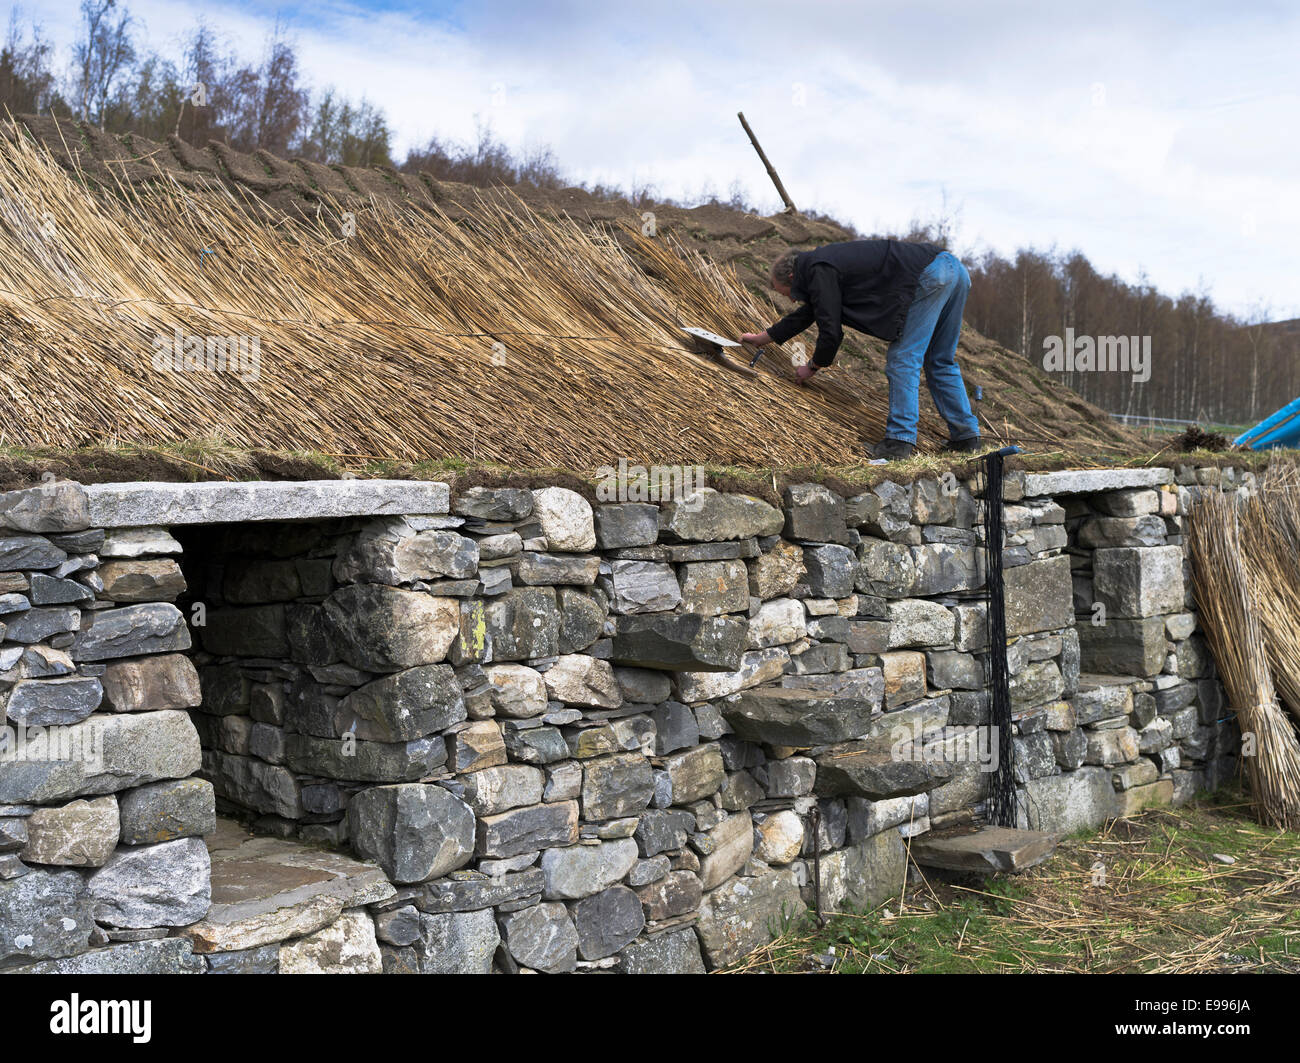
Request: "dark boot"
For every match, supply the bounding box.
[870,438,916,461]
[942,435,983,454]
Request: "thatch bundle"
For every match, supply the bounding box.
[1236,464,1300,724]
[1188,487,1300,829]
[0,121,946,467]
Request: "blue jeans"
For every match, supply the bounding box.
[883,251,980,444]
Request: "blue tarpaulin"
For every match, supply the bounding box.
[1235,396,1300,449]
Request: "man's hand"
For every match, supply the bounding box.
[739,331,770,346]
[794,363,818,384]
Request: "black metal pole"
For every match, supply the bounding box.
[984,447,1021,827]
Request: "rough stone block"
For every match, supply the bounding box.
[1,675,103,726]
[381,908,499,973]
[582,753,654,820]
[457,764,545,817]
[612,614,746,672]
[279,909,382,974]
[118,779,215,845]
[659,490,782,542]
[476,800,578,859]
[595,503,660,549]
[695,868,803,968]
[607,560,681,613]
[336,664,465,741]
[541,837,638,900]
[0,482,90,533]
[531,488,596,552]
[1002,555,1073,636]
[663,744,725,805]
[21,796,119,866]
[84,480,450,526]
[1113,779,1174,817]
[1016,766,1118,834]
[697,811,753,889]
[887,598,955,648]
[618,926,705,973]
[97,559,187,602]
[543,654,622,708]
[347,784,476,884]
[0,710,202,805]
[1093,546,1184,618]
[0,868,94,965]
[748,540,806,600]
[499,901,579,973]
[324,586,458,671]
[673,647,788,702]
[721,687,878,746]
[679,559,750,616]
[1079,617,1166,677]
[101,654,201,713]
[880,651,926,708]
[284,733,446,783]
[804,830,906,912]
[87,837,211,929]
[782,483,849,544]
[634,869,702,920]
[454,486,532,522]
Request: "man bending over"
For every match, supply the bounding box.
[741,239,982,460]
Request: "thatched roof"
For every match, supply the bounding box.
[0,115,1136,469]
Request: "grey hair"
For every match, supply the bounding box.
[770,250,799,287]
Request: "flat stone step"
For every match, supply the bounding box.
[909,825,1057,873]
[179,819,395,953]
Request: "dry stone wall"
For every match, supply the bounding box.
[0,467,1246,973]
[0,483,208,974]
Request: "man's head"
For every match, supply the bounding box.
[769,250,798,298]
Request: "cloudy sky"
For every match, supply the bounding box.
[22,0,1300,320]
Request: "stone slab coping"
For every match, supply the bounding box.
[83,479,450,527]
[1022,468,1173,496]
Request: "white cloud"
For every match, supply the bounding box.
[17,0,1300,319]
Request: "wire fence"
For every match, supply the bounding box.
[1102,412,1251,436]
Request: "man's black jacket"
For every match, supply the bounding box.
[766,239,943,367]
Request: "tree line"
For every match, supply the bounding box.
[4,2,1293,428]
[958,246,1294,428]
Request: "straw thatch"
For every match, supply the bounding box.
[0,119,954,468]
[1188,489,1300,829]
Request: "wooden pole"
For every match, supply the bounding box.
[737,111,797,214]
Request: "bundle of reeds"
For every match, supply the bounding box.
[1188,488,1300,829]
[1236,461,1300,723]
[0,119,947,468]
